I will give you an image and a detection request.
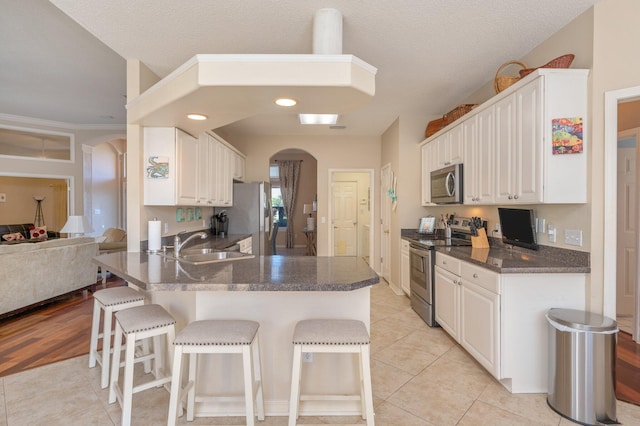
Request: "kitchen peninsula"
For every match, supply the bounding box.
[93,252,379,417]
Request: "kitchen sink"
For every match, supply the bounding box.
[159,249,254,265]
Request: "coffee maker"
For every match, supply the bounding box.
[210,211,229,236]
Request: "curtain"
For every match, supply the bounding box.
[278,160,302,248]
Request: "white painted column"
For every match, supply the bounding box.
[313,8,343,54]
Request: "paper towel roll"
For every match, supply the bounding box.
[148,220,161,252]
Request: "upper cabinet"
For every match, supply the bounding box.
[421,69,589,205]
[143,127,245,206]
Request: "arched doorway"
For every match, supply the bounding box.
[269,150,317,255]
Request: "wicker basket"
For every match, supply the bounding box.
[519,54,575,78]
[494,61,527,93]
[443,104,478,125]
[425,117,446,138]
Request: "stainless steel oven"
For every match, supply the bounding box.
[408,216,481,326]
[409,244,435,326]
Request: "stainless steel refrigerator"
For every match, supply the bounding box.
[216,182,272,256]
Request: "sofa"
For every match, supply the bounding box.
[0,223,60,242]
[0,236,98,316]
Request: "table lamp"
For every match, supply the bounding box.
[60,215,94,238]
[303,203,314,231]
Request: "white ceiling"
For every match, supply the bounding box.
[2,0,600,137]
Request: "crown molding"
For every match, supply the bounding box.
[0,113,125,131]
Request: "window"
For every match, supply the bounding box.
[0,125,73,161]
[270,164,287,227]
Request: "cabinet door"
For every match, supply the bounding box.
[476,107,495,203]
[448,125,464,165]
[233,152,245,182]
[401,240,410,296]
[176,129,199,205]
[460,281,500,378]
[515,79,543,203]
[421,143,434,205]
[434,266,460,341]
[238,236,252,254]
[463,115,478,204]
[221,146,233,206]
[494,93,516,203]
[197,136,212,205]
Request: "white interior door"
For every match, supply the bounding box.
[617,131,638,316]
[333,181,358,256]
[380,164,391,281]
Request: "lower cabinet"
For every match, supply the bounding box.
[434,265,461,341]
[460,280,500,378]
[435,251,586,393]
[400,240,410,296]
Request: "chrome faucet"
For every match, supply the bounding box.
[174,231,207,257]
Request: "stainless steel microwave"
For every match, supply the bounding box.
[430,164,463,204]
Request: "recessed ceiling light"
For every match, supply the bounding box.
[187,113,208,120]
[275,98,297,107]
[299,114,339,125]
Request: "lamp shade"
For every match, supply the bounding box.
[60,215,94,237]
[303,204,314,215]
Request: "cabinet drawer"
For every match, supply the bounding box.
[435,253,461,275]
[401,239,410,251]
[461,263,500,294]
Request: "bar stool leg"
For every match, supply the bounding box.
[187,352,197,421]
[100,305,114,389]
[167,344,184,426]
[109,324,123,404]
[361,344,374,426]
[242,345,255,426]
[253,334,265,421]
[88,299,101,368]
[288,344,303,426]
[121,331,137,426]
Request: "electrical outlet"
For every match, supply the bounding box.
[492,222,501,238]
[565,229,583,246]
[303,352,313,363]
[0,193,6,202]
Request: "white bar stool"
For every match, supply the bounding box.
[167,319,265,426]
[88,286,146,388]
[288,319,374,426]
[108,304,176,426]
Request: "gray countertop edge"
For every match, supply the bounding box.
[93,253,380,292]
[402,233,590,274]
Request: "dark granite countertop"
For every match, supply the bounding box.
[93,252,379,292]
[402,230,589,274]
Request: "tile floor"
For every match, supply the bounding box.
[1,282,639,425]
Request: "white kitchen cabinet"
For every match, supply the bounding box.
[464,108,495,204]
[422,69,588,205]
[144,127,200,206]
[459,262,500,378]
[494,78,543,204]
[434,264,460,341]
[400,239,410,296]
[420,142,437,205]
[233,151,246,182]
[435,250,586,393]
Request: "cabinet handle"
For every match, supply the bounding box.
[508,195,513,200]
[442,260,447,265]
[514,195,519,199]
[473,273,479,278]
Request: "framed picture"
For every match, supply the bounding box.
[418,217,436,234]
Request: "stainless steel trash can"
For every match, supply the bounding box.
[546,308,619,425]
